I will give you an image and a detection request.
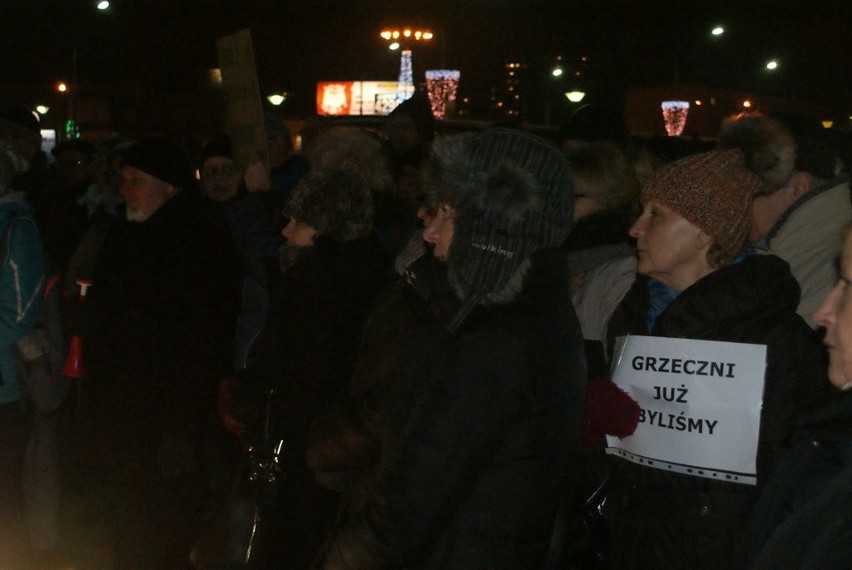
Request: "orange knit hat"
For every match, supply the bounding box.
[641,149,764,256]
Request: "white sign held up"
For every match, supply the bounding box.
[606,335,767,485]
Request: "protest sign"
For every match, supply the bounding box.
[216,29,269,172]
[606,335,767,485]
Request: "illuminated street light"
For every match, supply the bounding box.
[551,67,563,77]
[711,26,725,36]
[96,1,110,9]
[565,91,586,103]
[267,94,286,106]
[766,60,779,70]
[57,82,68,93]
[389,42,400,51]
[36,105,50,115]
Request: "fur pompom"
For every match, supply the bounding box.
[719,114,796,190]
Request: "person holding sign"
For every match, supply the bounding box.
[603,146,832,569]
[745,223,852,569]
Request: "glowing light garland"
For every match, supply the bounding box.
[425,70,460,119]
[661,100,690,136]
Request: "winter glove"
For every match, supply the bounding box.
[581,377,641,446]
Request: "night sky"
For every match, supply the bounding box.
[2,0,850,122]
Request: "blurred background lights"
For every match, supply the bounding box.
[766,60,779,70]
[711,26,725,36]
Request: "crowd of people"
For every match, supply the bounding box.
[0,94,850,570]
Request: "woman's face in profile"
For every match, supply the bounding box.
[814,229,852,390]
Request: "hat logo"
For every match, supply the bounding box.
[471,242,514,259]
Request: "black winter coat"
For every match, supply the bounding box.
[320,249,588,569]
[603,254,832,570]
[86,192,242,437]
[745,391,852,570]
[242,235,391,569]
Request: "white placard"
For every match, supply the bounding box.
[605,335,767,485]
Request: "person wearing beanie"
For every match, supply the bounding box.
[602,148,833,570]
[197,135,241,204]
[211,169,391,569]
[720,112,852,327]
[316,128,586,569]
[72,134,243,567]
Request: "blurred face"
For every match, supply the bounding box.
[749,173,810,243]
[119,165,176,222]
[573,195,604,221]
[200,156,240,202]
[629,200,713,292]
[813,229,852,390]
[282,217,317,247]
[422,203,455,260]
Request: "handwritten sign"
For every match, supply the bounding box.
[216,29,268,172]
[606,335,767,485]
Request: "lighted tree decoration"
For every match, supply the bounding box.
[661,100,690,136]
[425,70,461,119]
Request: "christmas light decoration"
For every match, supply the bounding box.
[661,100,690,136]
[425,69,460,119]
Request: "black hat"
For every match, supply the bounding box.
[198,135,233,169]
[51,138,96,158]
[0,107,41,146]
[425,128,574,306]
[121,136,191,189]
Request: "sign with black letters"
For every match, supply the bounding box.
[606,335,767,485]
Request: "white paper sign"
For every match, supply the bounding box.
[605,335,767,485]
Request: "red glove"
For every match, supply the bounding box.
[581,377,641,446]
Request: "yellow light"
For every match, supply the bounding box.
[565,91,586,103]
[57,82,68,93]
[423,32,433,40]
[403,29,411,37]
[414,31,422,39]
[380,31,392,40]
[694,100,702,106]
[267,94,285,106]
[392,31,400,39]
[743,100,752,108]
[822,120,834,129]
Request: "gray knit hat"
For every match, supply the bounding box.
[424,128,574,305]
[285,169,374,243]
